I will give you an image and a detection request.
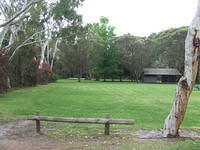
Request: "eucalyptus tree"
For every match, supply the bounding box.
[0,0,84,66]
[0,0,43,49]
[0,0,42,88]
[0,0,85,89]
[163,0,200,137]
[0,0,39,47]
[30,0,85,70]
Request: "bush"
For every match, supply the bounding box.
[36,63,51,85]
[0,49,9,93]
[0,47,58,93]
[48,72,59,83]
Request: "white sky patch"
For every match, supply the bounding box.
[78,0,198,36]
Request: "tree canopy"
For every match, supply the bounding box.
[0,0,191,92]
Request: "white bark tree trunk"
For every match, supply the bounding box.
[39,40,48,69]
[50,39,60,70]
[163,0,200,137]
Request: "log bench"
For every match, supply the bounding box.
[28,112,134,135]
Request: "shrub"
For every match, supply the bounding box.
[0,47,57,93]
[0,49,9,93]
[48,72,59,83]
[36,63,52,85]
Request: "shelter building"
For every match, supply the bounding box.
[143,68,181,83]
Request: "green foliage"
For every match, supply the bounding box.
[10,46,36,87]
[149,26,188,73]
[10,46,56,87]
[0,0,84,90]
[53,0,85,43]
[0,49,9,93]
[57,23,188,81]
[48,72,59,83]
[115,35,153,81]
[92,16,116,42]
[91,17,120,80]
[57,25,91,81]
[53,0,83,24]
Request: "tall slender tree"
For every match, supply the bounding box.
[92,17,120,81]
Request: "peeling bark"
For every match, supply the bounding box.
[162,0,200,137]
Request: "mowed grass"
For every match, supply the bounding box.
[0,79,200,129]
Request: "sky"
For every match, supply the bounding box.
[78,0,199,36]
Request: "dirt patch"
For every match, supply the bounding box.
[0,136,70,150]
[1,120,200,150]
[0,120,71,150]
[136,129,200,141]
[0,120,33,136]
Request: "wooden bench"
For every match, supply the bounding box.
[28,112,134,135]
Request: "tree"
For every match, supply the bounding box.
[0,0,85,92]
[0,0,43,89]
[149,27,188,74]
[87,32,105,80]
[91,17,120,81]
[57,25,92,82]
[37,0,85,71]
[116,34,153,82]
[163,0,200,137]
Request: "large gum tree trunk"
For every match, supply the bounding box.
[163,0,200,137]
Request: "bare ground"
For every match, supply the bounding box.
[1,119,200,150]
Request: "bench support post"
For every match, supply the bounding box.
[105,114,111,135]
[36,111,40,133]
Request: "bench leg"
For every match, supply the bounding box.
[36,120,40,133]
[105,123,110,135]
[105,114,111,135]
[35,111,40,133]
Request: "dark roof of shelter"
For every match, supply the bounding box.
[144,68,181,76]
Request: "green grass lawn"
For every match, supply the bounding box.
[1,79,200,150]
[1,78,200,129]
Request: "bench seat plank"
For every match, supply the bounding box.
[28,116,134,125]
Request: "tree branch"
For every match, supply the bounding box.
[4,39,45,50]
[9,30,46,62]
[21,40,46,47]
[0,0,40,28]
